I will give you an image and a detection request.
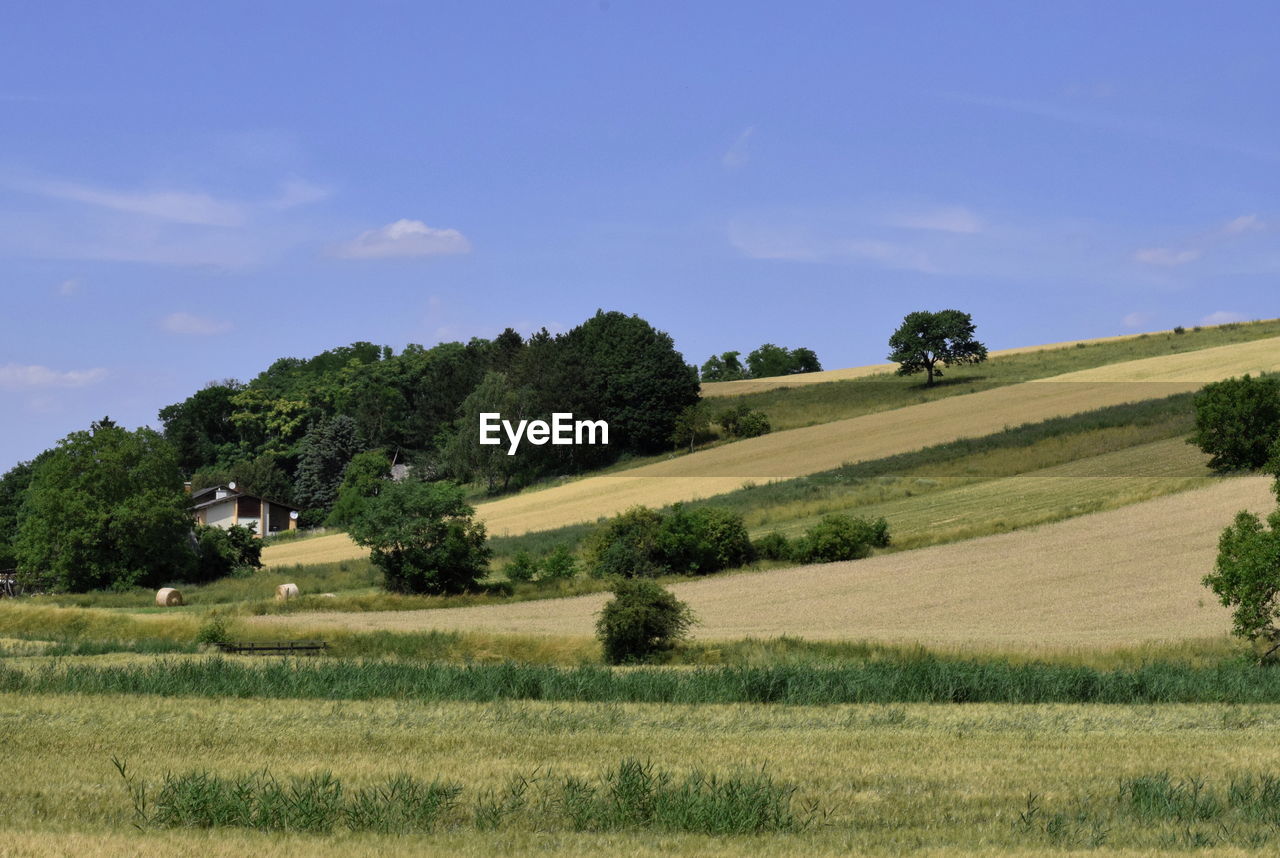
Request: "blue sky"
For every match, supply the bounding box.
[2,1,1278,471]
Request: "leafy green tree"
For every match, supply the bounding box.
[745,344,823,379]
[158,382,244,475]
[1189,374,1280,473]
[443,371,533,492]
[792,514,890,564]
[293,415,364,514]
[347,479,491,594]
[14,420,195,591]
[671,402,711,453]
[0,460,37,570]
[587,506,666,579]
[700,351,747,382]
[596,579,695,664]
[193,524,262,583]
[326,449,392,527]
[716,403,771,438]
[887,309,988,386]
[656,505,754,575]
[1204,508,1280,661]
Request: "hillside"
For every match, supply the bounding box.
[263,335,1280,566]
[253,476,1274,647]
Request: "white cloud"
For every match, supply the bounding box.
[23,178,246,226]
[722,126,755,170]
[0,363,107,391]
[838,239,938,273]
[1134,247,1200,266]
[1221,214,1265,235]
[160,312,233,336]
[885,205,984,234]
[1122,311,1153,329]
[56,278,82,296]
[1200,310,1249,326]
[334,219,472,259]
[269,178,330,209]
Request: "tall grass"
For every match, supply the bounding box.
[12,655,1280,704]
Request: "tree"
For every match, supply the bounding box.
[0,460,37,570]
[1189,375,1280,473]
[791,514,890,564]
[193,524,262,583]
[326,449,392,528]
[700,351,746,382]
[887,309,988,386]
[14,420,195,591]
[596,579,695,664]
[347,479,491,594]
[158,382,244,476]
[1204,508,1280,661]
[745,344,823,379]
[293,415,364,514]
[671,402,711,453]
[443,371,533,492]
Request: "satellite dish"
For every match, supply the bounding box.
[289,510,299,520]
[227,481,237,490]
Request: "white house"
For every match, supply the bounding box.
[190,483,299,537]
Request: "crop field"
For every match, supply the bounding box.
[252,476,1272,647]
[6,691,1280,855]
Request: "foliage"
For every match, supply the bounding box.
[192,453,295,505]
[326,449,392,527]
[745,343,822,379]
[792,514,890,564]
[587,505,753,578]
[503,551,538,583]
[193,616,231,647]
[1204,508,1280,659]
[193,524,263,584]
[443,372,533,492]
[1189,374,1280,472]
[670,402,711,452]
[293,415,364,515]
[887,309,988,386]
[14,419,195,592]
[716,402,771,438]
[538,545,579,581]
[699,350,748,382]
[753,531,793,562]
[347,479,491,595]
[0,459,37,570]
[596,579,696,664]
[157,382,244,476]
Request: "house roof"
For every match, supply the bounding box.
[189,484,298,512]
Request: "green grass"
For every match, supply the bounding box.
[11,653,1280,704]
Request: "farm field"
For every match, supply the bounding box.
[252,476,1273,647]
[264,335,1280,564]
[5,692,1280,855]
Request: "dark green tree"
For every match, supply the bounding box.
[671,402,711,453]
[700,351,747,382]
[0,460,37,569]
[158,382,244,475]
[596,579,695,664]
[326,449,392,527]
[1204,508,1280,662]
[1189,374,1280,473]
[193,523,262,583]
[347,479,491,594]
[14,420,195,591]
[443,371,533,492]
[293,415,364,514]
[887,309,988,386]
[746,343,794,379]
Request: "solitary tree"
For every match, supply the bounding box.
[1189,374,1280,473]
[1204,508,1280,662]
[887,310,988,386]
[347,479,491,594]
[596,579,696,664]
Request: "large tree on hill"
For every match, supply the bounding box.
[14,419,195,592]
[1189,374,1280,473]
[1205,508,1280,662]
[293,415,364,514]
[887,309,988,386]
[158,382,244,475]
[0,459,38,570]
[745,344,822,379]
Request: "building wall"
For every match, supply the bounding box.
[203,500,235,528]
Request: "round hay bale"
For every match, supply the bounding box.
[275,582,300,601]
[155,587,183,607]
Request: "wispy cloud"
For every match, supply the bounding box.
[1134,247,1201,267]
[269,178,330,210]
[55,278,82,296]
[0,363,107,391]
[1200,310,1249,326]
[1134,213,1269,268]
[722,126,756,170]
[1122,311,1154,329]
[17,178,247,226]
[334,219,472,259]
[728,221,938,272]
[884,205,983,234]
[160,312,233,336]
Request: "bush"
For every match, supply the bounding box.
[792,515,890,564]
[596,579,695,664]
[587,505,753,578]
[716,403,772,439]
[194,616,231,647]
[503,551,538,583]
[193,524,262,583]
[752,531,793,562]
[348,480,491,595]
[1190,374,1280,472]
[1173,325,1186,335]
[538,545,579,581]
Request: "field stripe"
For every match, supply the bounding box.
[255,477,1275,647]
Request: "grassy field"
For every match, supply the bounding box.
[6,692,1280,854]
[253,476,1272,647]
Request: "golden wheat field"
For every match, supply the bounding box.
[253,476,1273,647]
[264,336,1280,565]
[6,691,1280,857]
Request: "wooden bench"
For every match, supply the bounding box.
[215,640,328,655]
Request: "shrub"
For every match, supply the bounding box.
[752,531,793,562]
[348,480,491,595]
[503,551,538,584]
[716,403,771,438]
[1190,374,1280,472]
[1173,325,1186,335]
[792,514,890,564]
[597,579,696,664]
[193,524,262,583]
[194,616,231,647]
[587,505,753,578]
[538,545,579,581]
